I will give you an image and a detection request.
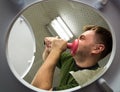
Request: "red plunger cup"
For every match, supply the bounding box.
[67,39,79,56]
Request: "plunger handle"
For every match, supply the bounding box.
[67,39,79,56]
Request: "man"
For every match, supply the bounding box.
[31,25,112,91]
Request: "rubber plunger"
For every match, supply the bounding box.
[67,39,79,56]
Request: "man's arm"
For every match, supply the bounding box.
[42,47,50,61]
[31,39,67,90]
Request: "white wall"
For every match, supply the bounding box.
[7,16,36,78]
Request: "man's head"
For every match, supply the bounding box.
[76,25,112,61]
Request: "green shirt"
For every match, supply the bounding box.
[53,52,99,91]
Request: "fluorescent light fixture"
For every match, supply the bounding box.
[50,16,73,41]
[56,17,73,38]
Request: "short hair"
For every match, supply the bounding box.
[83,25,112,59]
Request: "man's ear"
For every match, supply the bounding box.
[92,44,105,54]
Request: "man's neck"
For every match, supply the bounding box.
[73,55,98,68]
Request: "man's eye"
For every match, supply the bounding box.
[79,35,85,40]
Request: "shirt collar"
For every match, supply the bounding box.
[73,61,100,71]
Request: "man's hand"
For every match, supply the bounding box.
[43,36,58,61]
[51,38,67,53]
[44,36,59,51]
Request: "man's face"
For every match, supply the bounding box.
[76,30,97,56]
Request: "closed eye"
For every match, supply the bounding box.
[79,35,85,40]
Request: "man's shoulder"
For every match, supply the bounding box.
[70,67,105,87]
